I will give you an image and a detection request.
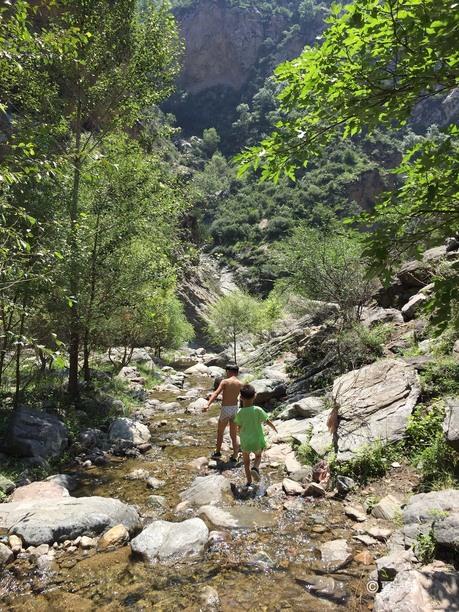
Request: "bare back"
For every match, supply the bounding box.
[221,376,242,406]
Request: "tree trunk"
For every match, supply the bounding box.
[68,101,83,403]
[82,211,101,384]
[14,307,26,409]
[83,329,91,383]
[233,329,237,364]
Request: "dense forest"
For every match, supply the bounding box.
[0,1,458,609]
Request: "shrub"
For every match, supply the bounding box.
[421,358,459,398]
[334,440,397,484]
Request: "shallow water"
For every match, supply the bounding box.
[0,371,380,611]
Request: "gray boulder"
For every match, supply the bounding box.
[251,379,287,405]
[319,539,352,571]
[130,518,208,564]
[433,514,459,550]
[374,562,459,612]
[109,418,150,446]
[401,292,429,321]
[402,489,459,547]
[362,307,404,328]
[179,474,231,507]
[0,496,141,546]
[3,407,68,460]
[443,397,459,452]
[0,542,13,566]
[204,351,231,368]
[279,396,325,420]
[332,359,421,461]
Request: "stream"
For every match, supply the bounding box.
[1,367,381,611]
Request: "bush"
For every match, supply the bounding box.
[421,358,459,398]
[334,440,397,484]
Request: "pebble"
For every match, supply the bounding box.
[354,550,374,565]
[344,504,367,522]
[80,536,97,549]
[99,524,129,549]
[8,535,22,554]
[146,476,165,489]
[67,545,77,553]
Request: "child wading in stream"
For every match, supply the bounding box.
[234,383,278,487]
[203,364,242,461]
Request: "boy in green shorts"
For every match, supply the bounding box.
[234,384,278,487]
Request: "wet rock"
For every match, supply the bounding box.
[332,359,421,461]
[0,496,141,546]
[187,456,209,470]
[147,495,167,511]
[371,495,402,521]
[0,542,13,565]
[443,397,459,452]
[146,477,165,490]
[125,469,150,481]
[3,406,68,461]
[374,562,459,612]
[200,585,220,610]
[248,550,275,569]
[320,539,352,571]
[0,476,15,495]
[344,504,367,522]
[179,474,232,507]
[282,478,304,496]
[184,363,210,376]
[109,418,151,446]
[8,534,22,554]
[187,398,208,413]
[376,549,416,581]
[199,505,276,529]
[10,481,70,503]
[131,518,208,564]
[303,482,326,498]
[294,573,347,601]
[45,474,79,492]
[279,396,325,420]
[336,476,356,496]
[266,482,283,497]
[283,498,305,513]
[98,524,129,549]
[208,530,231,547]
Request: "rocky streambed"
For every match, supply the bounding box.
[0,350,458,611]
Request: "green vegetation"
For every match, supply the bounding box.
[415,530,437,565]
[334,440,397,485]
[239,0,458,328]
[207,291,280,362]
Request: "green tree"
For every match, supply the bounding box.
[275,226,375,322]
[207,290,278,363]
[238,0,459,324]
[33,0,181,400]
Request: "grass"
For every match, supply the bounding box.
[332,440,398,485]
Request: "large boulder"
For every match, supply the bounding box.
[130,518,208,564]
[2,407,68,460]
[179,474,231,507]
[0,496,141,546]
[374,562,459,612]
[443,397,459,452]
[204,351,231,368]
[332,359,421,461]
[109,418,151,445]
[278,396,325,420]
[10,481,69,503]
[401,291,429,321]
[401,489,459,548]
[184,363,211,376]
[251,379,287,405]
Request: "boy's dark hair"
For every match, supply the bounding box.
[240,384,256,399]
[225,363,239,374]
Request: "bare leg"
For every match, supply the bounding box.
[242,452,252,484]
[216,419,227,453]
[229,420,239,458]
[253,452,262,470]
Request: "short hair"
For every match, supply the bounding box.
[240,384,256,399]
[225,363,239,374]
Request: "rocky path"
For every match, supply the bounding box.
[1,349,458,611]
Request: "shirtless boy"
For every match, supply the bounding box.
[203,364,241,461]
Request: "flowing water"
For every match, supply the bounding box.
[1,372,381,611]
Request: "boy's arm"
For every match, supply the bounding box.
[266,419,278,433]
[204,380,225,412]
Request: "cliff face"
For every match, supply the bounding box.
[174,0,320,95]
